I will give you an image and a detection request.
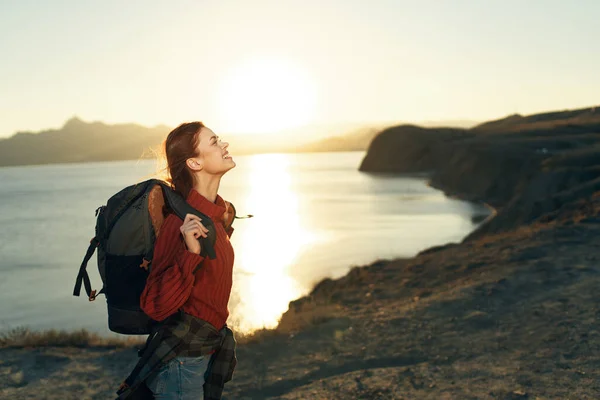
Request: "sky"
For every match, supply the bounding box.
[0,0,599,138]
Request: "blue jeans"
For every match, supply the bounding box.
[146,355,211,400]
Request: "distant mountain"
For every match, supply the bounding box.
[294,125,385,153]
[0,117,291,167]
[0,117,479,167]
[295,120,478,153]
[0,117,170,167]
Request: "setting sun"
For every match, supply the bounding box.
[217,58,318,134]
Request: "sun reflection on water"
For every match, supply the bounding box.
[230,154,317,333]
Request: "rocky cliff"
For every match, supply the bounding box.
[360,106,600,238]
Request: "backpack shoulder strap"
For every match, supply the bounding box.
[155,182,217,260]
[73,237,100,298]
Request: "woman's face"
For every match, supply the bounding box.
[187,126,236,175]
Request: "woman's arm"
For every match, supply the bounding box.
[140,214,205,321]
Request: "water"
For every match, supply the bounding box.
[0,151,488,335]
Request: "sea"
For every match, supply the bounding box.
[0,151,488,336]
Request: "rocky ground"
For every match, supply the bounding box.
[3,217,600,399]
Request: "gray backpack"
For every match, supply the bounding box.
[73,179,218,334]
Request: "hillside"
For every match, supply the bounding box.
[0,118,170,167]
[360,105,600,238]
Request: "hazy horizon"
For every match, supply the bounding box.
[1,0,599,138]
[0,115,481,140]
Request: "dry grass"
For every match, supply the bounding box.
[235,327,281,345]
[0,300,341,349]
[0,327,144,349]
[234,301,341,345]
[276,302,342,334]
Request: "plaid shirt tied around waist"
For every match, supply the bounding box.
[119,312,237,400]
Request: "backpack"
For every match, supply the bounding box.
[72,178,220,335]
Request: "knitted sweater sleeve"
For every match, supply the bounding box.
[140,214,204,321]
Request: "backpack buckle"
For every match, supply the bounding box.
[117,381,129,394]
[140,258,151,271]
[88,290,97,301]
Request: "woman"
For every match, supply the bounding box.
[139,121,237,400]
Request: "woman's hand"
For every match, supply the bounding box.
[223,201,235,230]
[180,213,208,254]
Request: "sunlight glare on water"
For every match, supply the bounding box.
[229,154,318,333]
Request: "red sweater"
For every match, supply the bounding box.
[140,189,235,330]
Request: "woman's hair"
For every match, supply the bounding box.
[163,121,204,199]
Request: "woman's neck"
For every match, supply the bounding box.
[192,173,221,203]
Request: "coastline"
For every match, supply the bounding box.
[4,115,600,398]
[5,209,598,399]
[4,195,597,400]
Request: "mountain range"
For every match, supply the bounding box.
[0,118,477,167]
